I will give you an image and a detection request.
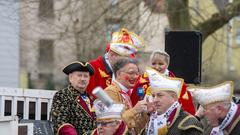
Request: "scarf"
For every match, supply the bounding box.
[211,102,238,135]
[163,69,170,76]
[147,101,180,135]
[114,81,133,109]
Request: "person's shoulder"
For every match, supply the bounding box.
[53,87,69,97]
[52,87,71,104]
[168,70,175,77]
[232,96,240,104]
[178,113,203,133]
[228,119,240,135]
[89,55,104,65]
[104,84,121,96]
[105,84,118,91]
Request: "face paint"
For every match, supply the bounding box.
[118,63,139,89]
[124,74,130,81]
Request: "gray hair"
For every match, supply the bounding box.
[150,50,170,65]
[221,101,231,110]
[213,100,231,110]
[112,58,138,77]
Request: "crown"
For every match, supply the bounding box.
[110,28,144,56]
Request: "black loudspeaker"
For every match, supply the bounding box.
[165,31,202,84]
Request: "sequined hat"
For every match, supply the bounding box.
[188,81,233,106]
[110,28,145,56]
[146,67,184,97]
[93,99,125,121]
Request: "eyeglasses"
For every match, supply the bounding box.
[97,120,118,127]
[121,71,140,76]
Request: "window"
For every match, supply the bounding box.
[29,102,35,120]
[41,102,48,120]
[38,0,54,19]
[17,101,24,119]
[38,39,55,89]
[38,39,54,73]
[4,100,12,116]
[236,28,240,45]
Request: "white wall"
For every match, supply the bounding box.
[0,1,19,87]
[0,116,18,135]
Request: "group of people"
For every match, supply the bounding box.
[50,28,240,135]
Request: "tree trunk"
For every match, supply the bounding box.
[166,0,191,30]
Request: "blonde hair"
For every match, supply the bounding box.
[150,50,170,65]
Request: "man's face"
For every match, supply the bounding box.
[151,54,168,74]
[117,63,139,89]
[203,104,221,127]
[97,120,121,135]
[108,51,125,67]
[108,50,130,66]
[69,71,90,92]
[152,91,176,115]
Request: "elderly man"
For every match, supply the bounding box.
[91,99,128,135]
[86,28,145,98]
[190,81,240,135]
[104,58,149,134]
[142,67,203,135]
[51,61,96,135]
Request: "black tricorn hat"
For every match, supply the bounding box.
[63,61,94,75]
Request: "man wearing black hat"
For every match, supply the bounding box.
[51,61,96,135]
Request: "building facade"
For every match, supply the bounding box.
[20,0,168,90]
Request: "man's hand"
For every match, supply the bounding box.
[133,100,147,113]
[146,96,155,113]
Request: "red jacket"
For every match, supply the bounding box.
[86,55,112,97]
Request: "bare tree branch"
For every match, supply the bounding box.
[196,0,240,41]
